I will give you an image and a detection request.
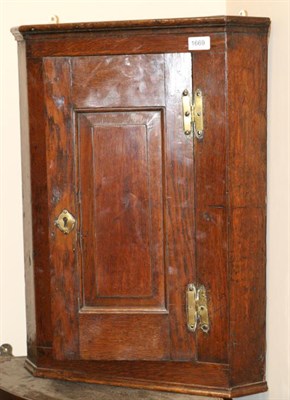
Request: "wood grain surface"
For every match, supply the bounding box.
[227,32,268,387]
[0,357,222,400]
[12,15,270,398]
[78,111,165,307]
[12,15,270,38]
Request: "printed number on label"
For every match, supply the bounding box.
[188,36,211,51]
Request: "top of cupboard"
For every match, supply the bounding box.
[11,15,270,41]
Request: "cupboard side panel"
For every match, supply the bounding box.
[227,32,268,386]
[23,53,53,358]
[192,50,229,364]
[17,42,36,362]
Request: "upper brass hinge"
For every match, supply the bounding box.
[182,89,204,139]
[186,283,209,333]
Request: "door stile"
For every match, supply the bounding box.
[43,57,80,360]
[164,53,197,360]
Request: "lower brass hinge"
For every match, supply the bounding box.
[186,283,210,333]
[182,88,204,139]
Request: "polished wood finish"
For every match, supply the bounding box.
[79,111,164,307]
[0,357,221,400]
[192,50,228,364]
[227,32,268,388]
[42,53,195,362]
[12,15,270,35]
[12,16,270,398]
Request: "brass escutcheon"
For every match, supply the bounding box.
[55,209,76,234]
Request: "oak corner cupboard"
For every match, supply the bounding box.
[11,16,270,399]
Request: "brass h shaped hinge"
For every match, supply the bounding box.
[186,283,210,334]
[182,89,204,139]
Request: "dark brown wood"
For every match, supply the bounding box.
[0,357,219,400]
[11,16,270,398]
[27,348,230,388]
[43,57,79,361]
[78,111,165,308]
[18,45,53,363]
[164,53,196,360]
[42,53,196,362]
[24,33,225,58]
[227,31,268,387]
[0,389,25,400]
[192,50,228,364]
[25,357,267,398]
[11,15,270,38]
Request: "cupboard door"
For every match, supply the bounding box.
[43,53,197,361]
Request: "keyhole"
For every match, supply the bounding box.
[63,216,68,228]
[56,210,75,234]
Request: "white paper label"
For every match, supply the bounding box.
[188,36,211,51]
